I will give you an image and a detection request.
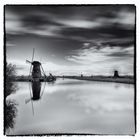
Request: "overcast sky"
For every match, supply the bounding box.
[5,5,135,76]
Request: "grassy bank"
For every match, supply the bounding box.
[59,76,134,84]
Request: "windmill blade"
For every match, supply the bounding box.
[29,64,32,78]
[29,82,34,115]
[28,48,35,78]
[32,48,35,62]
[41,64,46,77]
[40,81,47,98]
[26,60,32,64]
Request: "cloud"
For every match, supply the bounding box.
[55,19,102,29]
[66,46,134,75]
[107,46,134,57]
[97,10,135,30]
[67,46,134,64]
[5,5,135,46]
[5,5,135,76]
[5,10,23,34]
[115,10,135,27]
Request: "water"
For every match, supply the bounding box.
[6,78,135,135]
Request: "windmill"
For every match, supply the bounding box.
[25,48,47,115]
[26,48,56,82]
[25,49,56,115]
[26,48,46,82]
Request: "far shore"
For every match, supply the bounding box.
[58,76,134,84]
[10,75,134,84]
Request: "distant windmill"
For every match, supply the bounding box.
[113,70,119,78]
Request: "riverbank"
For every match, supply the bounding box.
[11,75,134,84]
[59,76,134,84]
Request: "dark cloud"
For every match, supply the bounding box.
[21,15,64,30]
[5,5,135,18]
[5,5,135,46]
[107,51,133,57]
[60,24,134,39]
[102,40,134,47]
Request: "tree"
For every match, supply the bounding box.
[4,63,17,134]
[5,63,17,99]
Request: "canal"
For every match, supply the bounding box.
[6,78,135,135]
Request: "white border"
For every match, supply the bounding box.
[0,0,139,140]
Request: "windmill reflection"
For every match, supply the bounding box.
[32,81,41,100]
[25,81,44,103]
[25,81,47,115]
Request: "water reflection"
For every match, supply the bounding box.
[25,82,43,104]
[32,82,41,100]
[26,81,55,103]
[25,81,49,116]
[6,79,135,135]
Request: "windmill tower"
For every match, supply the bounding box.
[31,61,41,79]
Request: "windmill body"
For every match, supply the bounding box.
[32,81,41,100]
[32,61,41,79]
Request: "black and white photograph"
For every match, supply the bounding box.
[4,5,136,135]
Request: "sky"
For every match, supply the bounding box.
[5,5,135,76]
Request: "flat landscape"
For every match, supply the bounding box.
[60,76,134,84]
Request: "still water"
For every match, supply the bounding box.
[6,78,135,135]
